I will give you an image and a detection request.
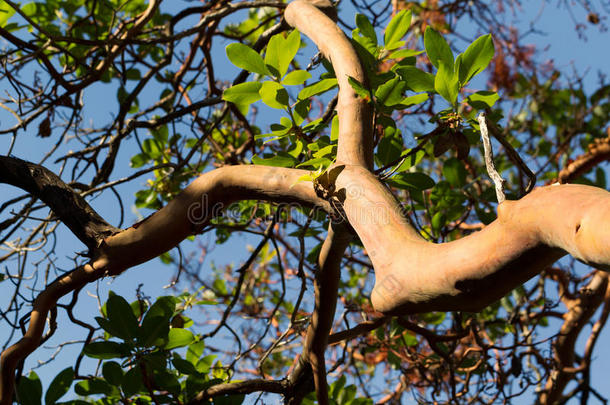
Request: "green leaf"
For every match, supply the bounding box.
[264,34,284,78]
[251,152,297,167]
[293,99,310,126]
[283,29,302,74]
[225,43,268,76]
[83,342,131,359]
[186,341,205,364]
[125,68,141,81]
[458,34,494,85]
[259,81,289,109]
[434,61,459,105]
[146,296,177,319]
[130,153,149,168]
[137,296,175,346]
[17,372,42,405]
[296,157,332,169]
[222,82,262,107]
[172,355,199,375]
[265,30,300,79]
[466,91,499,109]
[424,27,453,70]
[106,292,139,340]
[102,361,124,386]
[396,66,435,92]
[45,367,73,405]
[74,378,112,396]
[395,149,426,172]
[330,114,339,142]
[282,70,312,86]
[388,172,435,191]
[298,78,338,100]
[313,144,336,159]
[0,2,16,27]
[122,367,145,397]
[389,48,423,59]
[154,370,181,396]
[397,93,429,108]
[376,127,403,166]
[347,76,371,100]
[375,75,407,106]
[196,354,217,374]
[431,211,447,233]
[442,157,468,187]
[384,10,412,48]
[138,315,170,347]
[165,328,196,350]
[356,14,377,44]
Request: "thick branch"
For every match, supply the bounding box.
[0,165,330,404]
[98,165,330,274]
[0,156,120,250]
[297,223,352,405]
[331,165,610,314]
[285,0,373,169]
[283,2,373,404]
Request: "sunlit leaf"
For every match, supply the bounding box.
[458,34,494,85]
[259,81,289,109]
[384,10,412,49]
[226,43,268,75]
[298,78,338,100]
[282,70,312,86]
[222,82,262,107]
[164,328,196,350]
[45,367,73,405]
[424,27,453,70]
[434,61,459,105]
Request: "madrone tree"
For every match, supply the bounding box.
[0,0,609,404]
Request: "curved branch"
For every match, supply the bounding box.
[0,165,330,404]
[331,165,610,314]
[285,0,373,169]
[558,133,610,184]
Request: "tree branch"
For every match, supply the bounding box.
[0,156,120,250]
[0,164,330,404]
[188,378,290,404]
[331,165,610,314]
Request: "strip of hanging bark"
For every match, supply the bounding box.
[477,113,506,203]
[485,117,536,193]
